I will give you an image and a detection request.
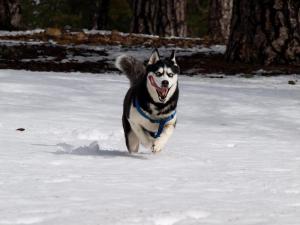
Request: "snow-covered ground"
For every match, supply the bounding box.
[0,29,44,37]
[0,70,300,225]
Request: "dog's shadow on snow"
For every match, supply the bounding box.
[47,141,147,160]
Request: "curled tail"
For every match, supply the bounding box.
[115,55,146,86]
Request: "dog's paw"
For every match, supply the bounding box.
[152,143,163,153]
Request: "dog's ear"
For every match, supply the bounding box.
[148,49,160,65]
[170,50,177,65]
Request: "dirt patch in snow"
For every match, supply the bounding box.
[0,29,299,75]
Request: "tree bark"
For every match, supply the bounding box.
[208,0,233,43]
[93,0,110,30]
[0,0,21,30]
[129,0,187,37]
[226,0,300,65]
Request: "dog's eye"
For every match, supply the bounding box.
[155,72,163,77]
[167,73,174,77]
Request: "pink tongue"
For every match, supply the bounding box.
[149,76,168,98]
[161,87,168,97]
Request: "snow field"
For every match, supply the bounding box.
[0,70,300,225]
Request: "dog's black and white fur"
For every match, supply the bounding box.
[116,49,179,153]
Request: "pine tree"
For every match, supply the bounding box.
[0,0,21,30]
[208,0,233,43]
[93,0,111,30]
[226,0,300,64]
[129,0,187,37]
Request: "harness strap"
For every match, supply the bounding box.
[133,98,176,138]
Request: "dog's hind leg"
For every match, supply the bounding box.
[123,114,139,153]
[126,131,139,153]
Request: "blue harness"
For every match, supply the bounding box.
[134,98,176,138]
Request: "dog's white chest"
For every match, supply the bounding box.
[128,102,176,141]
[128,104,159,134]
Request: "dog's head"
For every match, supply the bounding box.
[146,49,179,103]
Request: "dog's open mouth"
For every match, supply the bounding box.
[149,76,170,101]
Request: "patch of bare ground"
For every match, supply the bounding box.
[0,29,299,75]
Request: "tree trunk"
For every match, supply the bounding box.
[226,0,300,65]
[208,0,233,43]
[129,0,187,37]
[0,0,21,30]
[93,0,110,30]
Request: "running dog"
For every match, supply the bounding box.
[115,49,179,153]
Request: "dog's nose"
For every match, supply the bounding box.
[161,80,169,87]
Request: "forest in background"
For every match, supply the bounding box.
[21,0,209,37]
[0,0,299,75]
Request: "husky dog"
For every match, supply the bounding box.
[116,49,179,153]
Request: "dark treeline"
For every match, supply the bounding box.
[19,0,209,37]
[0,0,299,65]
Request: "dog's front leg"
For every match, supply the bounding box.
[152,124,175,153]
